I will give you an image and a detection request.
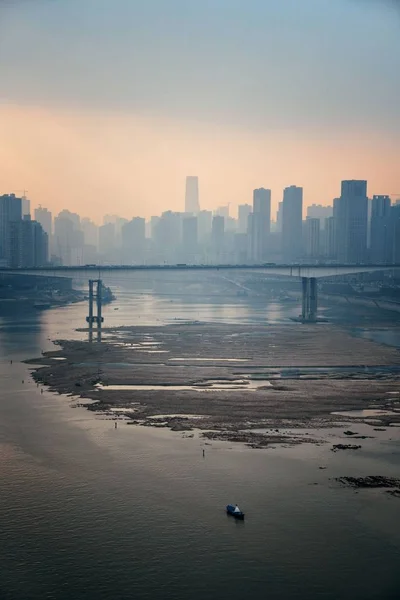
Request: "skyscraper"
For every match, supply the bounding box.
[197,210,212,241]
[306,204,333,221]
[282,186,303,261]
[182,216,198,260]
[324,216,336,258]
[335,180,368,263]
[0,194,22,264]
[238,204,252,234]
[34,206,52,239]
[211,215,225,261]
[54,210,83,265]
[122,217,146,263]
[10,219,48,268]
[304,218,320,259]
[185,176,200,213]
[248,188,271,262]
[370,195,391,263]
[22,196,30,218]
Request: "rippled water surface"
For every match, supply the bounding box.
[1,280,400,600]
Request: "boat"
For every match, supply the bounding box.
[226,504,245,520]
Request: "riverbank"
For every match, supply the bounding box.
[27,322,400,448]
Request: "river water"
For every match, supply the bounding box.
[0,280,399,600]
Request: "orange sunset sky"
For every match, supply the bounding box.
[1,0,399,221]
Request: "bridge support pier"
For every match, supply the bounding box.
[86,279,104,341]
[301,277,318,323]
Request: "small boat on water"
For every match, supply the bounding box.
[226,504,245,520]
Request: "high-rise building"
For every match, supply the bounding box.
[22,196,31,218]
[334,180,368,263]
[34,206,52,239]
[10,219,48,267]
[185,176,200,213]
[211,215,225,261]
[215,205,229,219]
[81,218,98,250]
[306,204,333,221]
[182,216,198,260]
[197,210,212,241]
[304,218,320,259]
[282,186,303,261]
[248,188,271,262]
[54,211,82,266]
[0,194,22,264]
[98,223,116,258]
[276,201,283,233]
[238,204,251,234]
[392,204,400,263]
[156,211,182,263]
[324,216,336,258]
[370,195,391,263]
[121,217,146,263]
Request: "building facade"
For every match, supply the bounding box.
[334,180,368,263]
[248,188,271,262]
[304,218,320,259]
[282,186,303,261]
[185,176,200,214]
[370,195,392,263]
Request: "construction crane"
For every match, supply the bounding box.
[12,189,29,198]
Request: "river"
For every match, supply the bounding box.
[0,279,399,600]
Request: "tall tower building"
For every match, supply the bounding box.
[211,215,225,261]
[182,216,198,261]
[370,195,391,263]
[185,176,200,214]
[34,206,52,239]
[304,218,320,259]
[22,196,31,218]
[282,186,303,261]
[121,217,146,263]
[248,188,271,262]
[335,180,368,263]
[324,216,336,258]
[0,194,22,264]
[238,204,252,234]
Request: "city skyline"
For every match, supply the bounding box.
[2,178,399,268]
[3,178,400,226]
[1,1,399,218]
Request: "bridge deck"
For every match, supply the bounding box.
[1,264,398,279]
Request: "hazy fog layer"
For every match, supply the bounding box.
[1,0,399,218]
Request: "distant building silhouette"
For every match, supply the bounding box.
[34,206,52,239]
[370,195,391,263]
[334,180,368,263]
[197,210,212,241]
[185,176,200,214]
[304,218,320,259]
[238,204,252,234]
[306,204,333,221]
[54,210,83,266]
[22,196,31,219]
[10,218,48,267]
[324,216,336,258]
[0,194,22,265]
[211,215,224,261]
[122,217,146,264]
[248,188,271,262]
[282,186,303,261]
[182,216,198,261]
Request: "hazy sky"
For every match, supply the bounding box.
[1,0,399,221]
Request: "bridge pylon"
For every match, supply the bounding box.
[86,279,104,341]
[301,277,318,323]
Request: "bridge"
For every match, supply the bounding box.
[1,263,398,332]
